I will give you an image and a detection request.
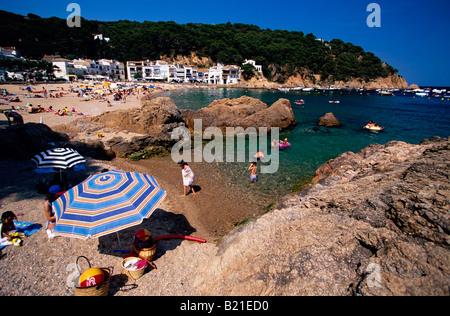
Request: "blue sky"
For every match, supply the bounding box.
[2,0,449,86]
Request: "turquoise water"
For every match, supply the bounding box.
[162,87,450,199]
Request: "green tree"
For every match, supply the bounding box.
[241,63,256,80]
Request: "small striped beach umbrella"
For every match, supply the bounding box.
[52,170,167,240]
[32,147,86,170]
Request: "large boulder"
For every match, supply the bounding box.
[181,95,296,133]
[89,97,186,144]
[318,112,341,127]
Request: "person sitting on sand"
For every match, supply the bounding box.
[177,160,196,196]
[248,162,258,183]
[27,104,37,113]
[1,211,26,246]
[36,104,45,113]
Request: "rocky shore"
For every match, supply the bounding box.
[175,137,449,296]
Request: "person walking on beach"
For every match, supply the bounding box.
[178,160,196,196]
[248,161,258,183]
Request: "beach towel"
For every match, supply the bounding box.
[0,220,42,250]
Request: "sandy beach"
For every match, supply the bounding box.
[0,82,274,295]
[0,82,175,126]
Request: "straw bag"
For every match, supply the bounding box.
[121,256,146,281]
[73,256,113,296]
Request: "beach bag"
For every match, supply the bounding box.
[121,256,147,281]
[73,256,112,296]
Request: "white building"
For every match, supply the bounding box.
[168,64,190,82]
[93,34,110,42]
[127,60,170,81]
[243,59,262,73]
[42,55,81,80]
[43,56,125,81]
[95,59,125,80]
[208,63,241,85]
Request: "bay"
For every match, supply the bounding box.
[161,87,450,200]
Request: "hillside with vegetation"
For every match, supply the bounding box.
[0,10,400,84]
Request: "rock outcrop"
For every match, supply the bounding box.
[52,97,187,157]
[181,96,296,134]
[90,97,185,141]
[185,137,449,295]
[0,123,69,160]
[318,112,341,127]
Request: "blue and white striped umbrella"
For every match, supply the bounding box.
[32,147,86,170]
[52,170,167,239]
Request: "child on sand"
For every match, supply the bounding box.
[178,160,196,196]
[0,211,26,246]
[248,162,258,183]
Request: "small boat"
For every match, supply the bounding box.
[415,92,428,97]
[328,100,340,103]
[303,87,314,92]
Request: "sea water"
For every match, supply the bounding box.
[162,87,450,201]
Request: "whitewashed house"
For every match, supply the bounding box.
[128,60,169,81]
[243,59,262,73]
[208,63,241,85]
[42,55,82,80]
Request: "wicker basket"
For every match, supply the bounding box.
[133,243,156,262]
[122,256,146,281]
[73,256,112,296]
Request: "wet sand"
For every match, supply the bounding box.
[110,155,279,242]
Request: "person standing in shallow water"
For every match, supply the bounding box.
[248,161,258,183]
[178,160,196,196]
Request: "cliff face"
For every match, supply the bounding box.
[187,137,449,295]
[245,73,408,90]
